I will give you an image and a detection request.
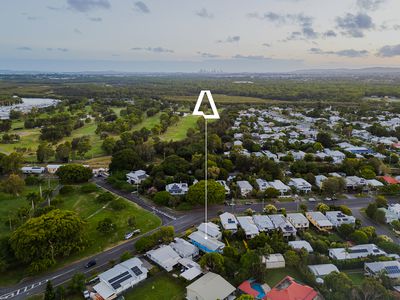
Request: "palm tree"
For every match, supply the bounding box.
[43,188,53,206]
[26,192,41,211]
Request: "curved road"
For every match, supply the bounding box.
[0,179,396,299]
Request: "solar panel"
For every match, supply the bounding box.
[131,266,143,276]
[110,274,132,289]
[385,266,400,274]
[349,249,368,253]
[108,271,130,284]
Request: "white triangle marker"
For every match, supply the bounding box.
[192,90,220,120]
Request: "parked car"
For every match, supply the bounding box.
[125,232,134,240]
[83,291,90,299]
[245,201,252,205]
[85,259,96,268]
[324,197,332,201]
[308,197,316,202]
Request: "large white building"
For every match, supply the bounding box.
[92,257,147,300]
[329,244,386,260]
[165,182,189,195]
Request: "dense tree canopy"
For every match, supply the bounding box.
[187,180,225,205]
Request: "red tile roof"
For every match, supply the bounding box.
[380,176,400,184]
[238,280,259,298]
[266,276,319,300]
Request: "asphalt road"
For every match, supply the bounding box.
[0,179,397,300]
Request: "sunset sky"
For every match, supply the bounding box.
[1,0,400,72]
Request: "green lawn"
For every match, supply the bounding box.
[0,185,161,286]
[124,273,186,300]
[343,270,365,285]
[264,267,303,287]
[131,112,161,132]
[0,180,59,239]
[160,115,200,141]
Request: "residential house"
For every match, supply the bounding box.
[46,164,63,174]
[92,257,147,300]
[324,149,346,163]
[186,272,236,300]
[237,216,259,239]
[380,176,400,185]
[365,261,400,279]
[325,211,356,227]
[170,238,199,260]
[253,215,275,232]
[268,180,291,196]
[379,207,398,224]
[288,178,312,193]
[286,213,309,230]
[315,175,327,189]
[219,212,238,232]
[256,178,270,192]
[288,240,313,253]
[263,253,285,269]
[269,214,297,237]
[166,182,189,195]
[306,212,333,231]
[197,222,222,240]
[178,258,202,281]
[126,170,149,184]
[21,166,45,174]
[237,180,253,197]
[188,231,225,253]
[389,204,400,219]
[266,276,321,300]
[345,176,367,190]
[146,245,181,272]
[308,264,339,282]
[329,244,386,260]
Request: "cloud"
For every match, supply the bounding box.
[377,44,400,57]
[262,43,272,47]
[47,48,69,52]
[249,12,319,39]
[217,36,240,43]
[197,52,219,58]
[196,8,213,19]
[131,47,174,53]
[88,17,102,22]
[134,1,150,14]
[309,47,369,57]
[67,0,110,12]
[233,55,270,60]
[356,0,386,11]
[323,30,337,37]
[74,28,82,34]
[16,46,32,51]
[335,13,374,37]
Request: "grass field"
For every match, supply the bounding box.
[0,180,58,239]
[0,184,161,286]
[124,273,185,300]
[344,270,365,285]
[160,115,200,141]
[131,112,161,132]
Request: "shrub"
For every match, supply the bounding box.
[25,175,40,186]
[110,198,128,211]
[80,183,98,193]
[96,192,115,203]
[59,185,75,195]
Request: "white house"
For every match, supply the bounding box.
[197,223,222,240]
[21,166,45,174]
[237,180,253,197]
[268,214,297,237]
[126,170,149,184]
[308,264,339,281]
[329,244,386,260]
[288,178,312,193]
[256,178,270,192]
[253,215,275,232]
[186,272,236,300]
[289,240,314,253]
[286,213,309,230]
[188,231,225,253]
[388,204,400,219]
[170,238,199,260]
[268,180,291,196]
[46,164,63,174]
[365,261,400,279]
[324,149,346,163]
[219,212,238,232]
[237,216,259,239]
[263,253,285,269]
[378,208,398,224]
[146,245,181,272]
[345,176,367,189]
[166,182,189,195]
[325,211,356,227]
[93,257,147,300]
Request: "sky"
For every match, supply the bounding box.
[1,0,400,72]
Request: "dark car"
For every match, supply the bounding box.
[85,259,97,268]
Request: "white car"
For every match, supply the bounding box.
[324,197,332,201]
[83,291,90,299]
[124,232,134,240]
[308,197,316,202]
